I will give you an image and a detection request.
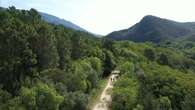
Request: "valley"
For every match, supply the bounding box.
[0,6,195,110]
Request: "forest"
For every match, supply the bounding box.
[0,7,195,110]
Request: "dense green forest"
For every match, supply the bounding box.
[0,7,195,110]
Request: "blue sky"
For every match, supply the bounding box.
[1,0,195,35]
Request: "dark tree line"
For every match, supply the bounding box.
[0,7,114,110]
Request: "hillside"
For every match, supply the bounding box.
[40,12,88,32]
[107,15,195,43]
[1,7,195,110]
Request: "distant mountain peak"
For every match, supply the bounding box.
[142,15,159,20]
[107,15,195,43]
[139,15,166,25]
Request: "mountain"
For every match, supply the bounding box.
[40,12,87,32]
[107,15,195,43]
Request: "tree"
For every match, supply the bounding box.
[71,33,86,59]
[0,17,37,93]
[59,91,88,110]
[103,50,116,77]
[118,61,134,76]
[29,24,59,70]
[158,53,169,65]
[156,97,172,110]
[144,48,155,61]
[20,83,64,110]
[112,77,139,110]
[54,26,71,70]
[133,104,144,110]
[182,93,195,110]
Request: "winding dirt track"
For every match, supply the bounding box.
[92,74,117,110]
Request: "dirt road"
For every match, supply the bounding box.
[92,74,118,110]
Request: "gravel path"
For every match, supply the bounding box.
[92,74,118,110]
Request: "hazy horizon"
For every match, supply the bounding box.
[1,0,195,35]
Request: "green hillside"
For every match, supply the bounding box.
[107,15,195,43]
[0,7,195,110]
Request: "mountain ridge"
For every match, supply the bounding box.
[40,12,88,32]
[107,15,195,42]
